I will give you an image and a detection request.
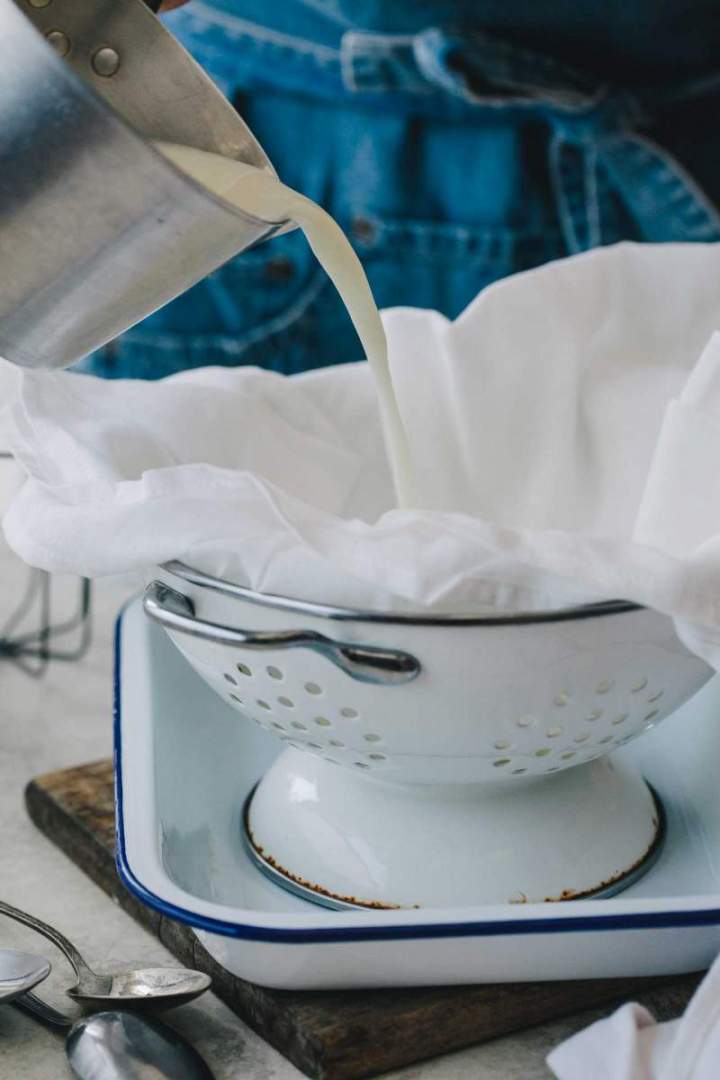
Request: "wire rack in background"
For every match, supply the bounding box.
[0,447,92,673]
[0,452,93,675]
[0,570,92,677]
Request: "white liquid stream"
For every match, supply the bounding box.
[156,142,414,507]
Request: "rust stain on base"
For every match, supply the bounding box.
[532,818,662,904]
[247,830,410,910]
[541,811,663,903]
[247,792,664,911]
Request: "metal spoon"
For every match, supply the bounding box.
[16,994,214,1079]
[15,989,69,1027]
[0,949,50,1004]
[70,1012,215,1079]
[0,900,210,1008]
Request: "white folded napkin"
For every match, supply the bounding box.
[548,951,720,1080]
[5,241,720,662]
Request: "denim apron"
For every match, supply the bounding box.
[82,5,720,379]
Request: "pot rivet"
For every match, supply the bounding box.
[45,29,70,57]
[92,46,121,77]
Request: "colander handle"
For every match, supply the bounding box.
[143,581,421,686]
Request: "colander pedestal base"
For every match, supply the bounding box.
[244,748,664,910]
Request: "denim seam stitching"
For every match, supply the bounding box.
[585,144,601,249]
[606,132,720,237]
[187,3,340,63]
[549,134,580,254]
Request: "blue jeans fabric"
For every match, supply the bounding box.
[80,4,720,379]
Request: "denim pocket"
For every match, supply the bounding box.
[348,212,564,320]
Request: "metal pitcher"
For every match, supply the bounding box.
[0,0,290,370]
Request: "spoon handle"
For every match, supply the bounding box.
[15,991,71,1030]
[0,900,93,983]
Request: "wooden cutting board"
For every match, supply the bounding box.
[25,759,700,1080]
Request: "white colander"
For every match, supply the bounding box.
[144,561,712,909]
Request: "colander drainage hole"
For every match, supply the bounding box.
[229,693,244,704]
[223,673,237,686]
[644,709,660,723]
[511,767,527,775]
[237,663,253,677]
[271,722,285,731]
[368,753,386,761]
[546,726,563,738]
[595,680,613,694]
[647,690,664,703]
[257,699,271,710]
[354,761,370,769]
[553,692,570,707]
[364,733,381,743]
[493,758,511,767]
[329,739,345,748]
[341,707,358,719]
[534,748,552,758]
[574,733,590,744]
[314,716,331,727]
[266,666,283,680]
[278,696,294,708]
[291,721,307,730]
[561,751,576,760]
[631,677,648,692]
[494,740,512,750]
[612,713,628,725]
[305,682,323,695]
[586,709,603,722]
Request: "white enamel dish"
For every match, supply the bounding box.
[117,597,720,990]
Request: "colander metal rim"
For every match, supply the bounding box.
[162,560,643,626]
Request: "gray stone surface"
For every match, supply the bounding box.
[0,533,694,1079]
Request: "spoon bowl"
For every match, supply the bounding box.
[0,900,210,1009]
[0,949,50,1004]
[16,999,215,1080]
[68,1012,214,1079]
[67,967,213,1009]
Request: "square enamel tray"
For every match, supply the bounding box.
[115,597,720,990]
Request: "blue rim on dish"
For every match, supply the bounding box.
[114,605,720,944]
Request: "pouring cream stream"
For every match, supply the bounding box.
[155,142,415,507]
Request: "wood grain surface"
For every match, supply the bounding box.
[25,760,701,1079]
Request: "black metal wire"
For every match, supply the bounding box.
[0,570,93,677]
[0,451,93,674]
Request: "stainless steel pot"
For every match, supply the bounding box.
[0,0,290,370]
